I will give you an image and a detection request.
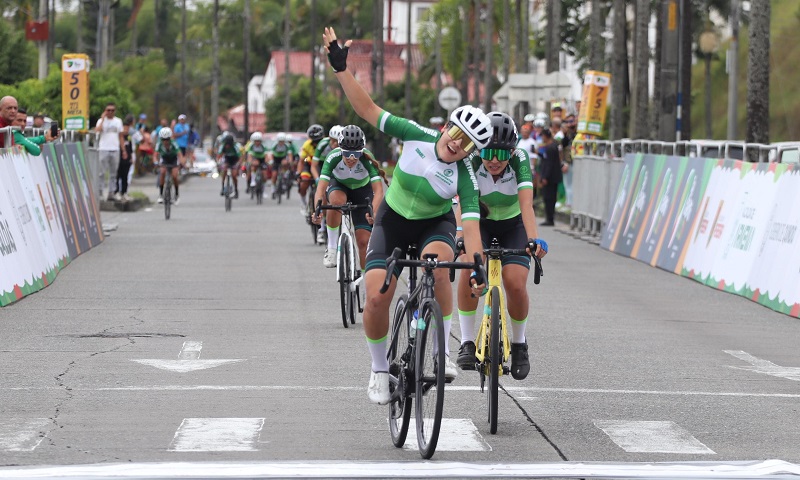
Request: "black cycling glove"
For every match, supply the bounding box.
[327,38,349,73]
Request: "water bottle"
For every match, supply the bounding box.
[410,309,419,338]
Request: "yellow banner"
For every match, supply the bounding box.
[61,54,90,131]
[577,70,611,136]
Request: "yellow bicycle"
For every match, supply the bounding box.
[472,238,542,434]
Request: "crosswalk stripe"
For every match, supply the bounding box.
[402,418,491,451]
[168,418,265,452]
[594,420,715,454]
[0,418,49,452]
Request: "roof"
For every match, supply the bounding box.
[269,51,317,78]
[218,104,266,134]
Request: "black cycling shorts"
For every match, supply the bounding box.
[480,214,530,269]
[326,180,373,231]
[271,155,287,171]
[365,200,457,277]
[223,156,239,167]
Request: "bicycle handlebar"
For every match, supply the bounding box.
[453,239,544,285]
[380,248,484,294]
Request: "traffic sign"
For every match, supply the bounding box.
[438,87,462,111]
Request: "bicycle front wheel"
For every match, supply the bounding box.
[225,177,232,212]
[164,179,172,220]
[415,299,445,459]
[388,294,412,448]
[488,287,501,434]
[338,235,351,328]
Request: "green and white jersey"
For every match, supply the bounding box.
[312,137,331,162]
[247,142,268,159]
[471,148,533,221]
[270,141,294,159]
[320,147,381,189]
[157,141,181,163]
[376,111,480,221]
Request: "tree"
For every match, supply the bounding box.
[610,0,627,140]
[0,19,36,84]
[630,0,649,138]
[745,0,770,145]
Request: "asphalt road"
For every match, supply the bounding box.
[1,175,799,478]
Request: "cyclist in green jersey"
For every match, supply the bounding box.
[324,27,490,404]
[268,132,295,193]
[246,132,269,193]
[312,125,387,269]
[154,127,185,204]
[311,125,342,183]
[217,133,242,198]
[454,112,548,381]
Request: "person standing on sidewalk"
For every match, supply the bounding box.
[95,103,125,200]
[173,114,190,157]
[114,115,135,201]
[537,129,562,226]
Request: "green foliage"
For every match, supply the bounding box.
[103,50,168,120]
[0,19,37,84]
[265,75,340,132]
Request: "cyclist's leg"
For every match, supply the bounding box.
[220,162,228,194]
[325,183,345,246]
[158,165,166,196]
[171,166,180,198]
[458,219,491,349]
[230,160,239,193]
[498,216,532,379]
[247,159,254,188]
[350,183,375,271]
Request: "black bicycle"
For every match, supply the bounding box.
[316,200,373,328]
[382,245,484,459]
[307,182,323,244]
[273,169,293,204]
[223,168,235,212]
[251,163,267,205]
[162,167,173,220]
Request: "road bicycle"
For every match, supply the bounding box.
[250,163,267,205]
[316,201,373,328]
[458,238,543,434]
[222,167,235,212]
[273,168,293,204]
[162,167,172,220]
[306,182,324,245]
[382,246,483,459]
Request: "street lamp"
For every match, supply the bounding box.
[699,26,720,139]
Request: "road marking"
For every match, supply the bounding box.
[401,418,490,452]
[78,385,800,399]
[132,341,244,373]
[0,460,798,478]
[168,418,265,452]
[594,420,715,454]
[0,418,49,452]
[725,350,800,382]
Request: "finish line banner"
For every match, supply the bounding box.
[601,154,800,318]
[0,143,103,306]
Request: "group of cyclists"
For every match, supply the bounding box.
[149,26,552,407]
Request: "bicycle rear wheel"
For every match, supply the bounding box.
[164,178,172,220]
[225,177,232,212]
[488,287,501,434]
[338,234,351,328]
[388,294,412,448]
[415,299,445,459]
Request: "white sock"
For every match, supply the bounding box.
[327,226,340,250]
[511,315,528,344]
[299,192,307,207]
[366,335,389,372]
[442,314,452,356]
[459,309,478,345]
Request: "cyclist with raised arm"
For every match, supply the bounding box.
[455,112,548,380]
[154,127,185,205]
[323,27,489,404]
[312,125,387,269]
[217,133,242,198]
[268,132,295,196]
[297,124,325,215]
[246,132,269,195]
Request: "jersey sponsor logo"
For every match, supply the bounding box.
[415,147,426,159]
[444,169,454,177]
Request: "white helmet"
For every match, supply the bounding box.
[276,132,287,142]
[250,132,262,142]
[159,127,172,139]
[328,125,344,141]
[533,118,547,128]
[449,106,492,150]
[535,111,548,120]
[523,113,536,122]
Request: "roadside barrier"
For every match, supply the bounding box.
[0,129,104,306]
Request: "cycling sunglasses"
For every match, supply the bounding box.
[480,148,512,162]
[341,149,363,159]
[445,124,476,153]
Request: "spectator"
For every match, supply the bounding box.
[537,128,562,227]
[33,113,45,129]
[12,108,43,155]
[517,123,537,157]
[173,114,190,156]
[153,118,169,139]
[135,113,147,132]
[136,126,154,175]
[0,96,18,147]
[94,102,125,200]
[561,115,577,208]
[550,103,563,121]
[115,115,135,201]
[187,123,200,167]
[429,116,445,132]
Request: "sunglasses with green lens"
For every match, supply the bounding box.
[480,148,512,161]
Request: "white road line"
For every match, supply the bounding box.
[178,341,203,360]
[401,418,490,452]
[168,418,265,452]
[77,385,800,399]
[0,460,798,478]
[0,418,49,452]
[594,420,715,454]
[725,350,800,382]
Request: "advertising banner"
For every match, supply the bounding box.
[613,155,667,258]
[600,154,640,250]
[65,143,103,245]
[42,143,79,259]
[577,70,611,136]
[61,54,91,131]
[633,156,684,265]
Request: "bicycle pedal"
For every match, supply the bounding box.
[502,366,510,375]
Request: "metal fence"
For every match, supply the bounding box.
[570,139,800,238]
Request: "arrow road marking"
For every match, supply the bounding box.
[132,341,244,373]
[724,350,800,382]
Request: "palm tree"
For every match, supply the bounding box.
[610,0,627,140]
[745,0,770,145]
[630,0,649,138]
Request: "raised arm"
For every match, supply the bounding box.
[322,28,382,126]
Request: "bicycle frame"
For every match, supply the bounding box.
[474,256,510,373]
